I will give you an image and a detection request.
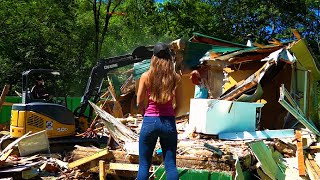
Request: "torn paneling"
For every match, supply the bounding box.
[248,140,285,180]
[219,129,295,140]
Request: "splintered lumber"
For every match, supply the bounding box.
[296,130,306,176]
[220,61,273,101]
[71,147,236,172]
[109,163,145,172]
[99,160,106,180]
[305,157,320,180]
[0,149,13,162]
[0,85,10,112]
[89,101,138,143]
[107,76,117,101]
[68,149,109,169]
[273,139,296,157]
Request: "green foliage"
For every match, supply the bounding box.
[0,0,319,97]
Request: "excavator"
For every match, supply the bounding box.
[1,46,153,150]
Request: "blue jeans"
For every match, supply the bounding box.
[137,116,178,180]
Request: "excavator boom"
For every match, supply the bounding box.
[74,46,153,121]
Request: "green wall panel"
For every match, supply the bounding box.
[154,167,232,180]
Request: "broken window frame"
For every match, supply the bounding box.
[278,84,320,136]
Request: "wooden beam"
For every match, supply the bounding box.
[110,163,140,171]
[253,42,265,48]
[68,149,109,169]
[109,163,156,172]
[99,160,106,180]
[307,146,320,150]
[2,102,14,106]
[0,85,10,112]
[268,38,283,46]
[296,130,306,176]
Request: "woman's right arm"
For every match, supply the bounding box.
[137,72,148,114]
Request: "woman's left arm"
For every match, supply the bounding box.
[137,72,148,114]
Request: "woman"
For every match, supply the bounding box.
[136,42,181,180]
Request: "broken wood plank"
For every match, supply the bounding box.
[109,163,140,171]
[68,149,109,169]
[291,29,302,40]
[307,154,320,176]
[89,101,138,142]
[220,60,273,101]
[253,42,266,48]
[108,163,157,172]
[296,130,306,176]
[219,129,295,140]
[0,85,10,112]
[99,160,106,180]
[107,76,117,101]
[0,149,13,162]
[308,146,320,150]
[305,158,320,180]
[274,139,296,157]
[268,38,283,46]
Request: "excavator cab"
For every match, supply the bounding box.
[10,69,76,139]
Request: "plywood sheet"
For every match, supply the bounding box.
[175,75,195,117]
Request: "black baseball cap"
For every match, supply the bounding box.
[36,75,44,81]
[153,42,172,59]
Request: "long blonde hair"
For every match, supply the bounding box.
[146,55,180,104]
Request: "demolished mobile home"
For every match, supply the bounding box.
[1,30,320,179]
